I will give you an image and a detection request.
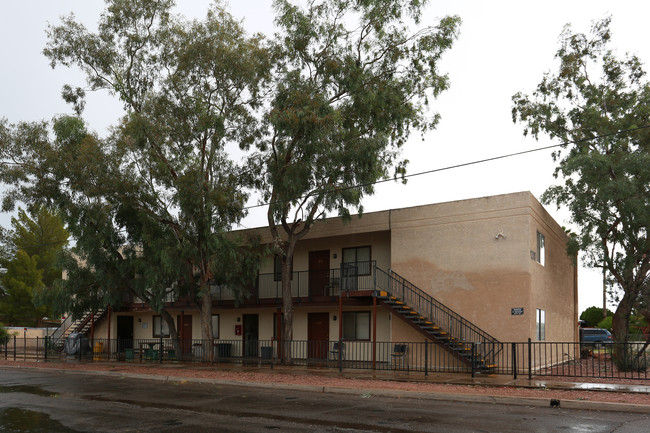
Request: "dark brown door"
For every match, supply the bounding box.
[307,312,329,360]
[177,314,192,358]
[117,316,134,350]
[309,250,330,296]
[243,314,259,358]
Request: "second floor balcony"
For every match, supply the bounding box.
[212,261,377,302]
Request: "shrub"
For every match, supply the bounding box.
[0,322,10,345]
[580,306,613,327]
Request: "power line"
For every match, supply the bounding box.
[243,124,650,211]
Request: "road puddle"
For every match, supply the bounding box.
[0,408,80,432]
[0,385,58,398]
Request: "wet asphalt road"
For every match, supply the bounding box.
[1,367,649,432]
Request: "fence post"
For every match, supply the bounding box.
[270,339,274,370]
[471,342,475,378]
[14,335,16,360]
[512,342,517,379]
[338,337,343,373]
[528,338,533,379]
[424,340,428,377]
[44,336,48,361]
[159,335,163,364]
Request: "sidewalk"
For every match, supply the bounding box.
[2,359,649,413]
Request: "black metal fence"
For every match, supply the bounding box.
[2,336,649,381]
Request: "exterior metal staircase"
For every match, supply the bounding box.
[49,309,106,350]
[373,266,502,371]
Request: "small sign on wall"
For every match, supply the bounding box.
[511,308,524,316]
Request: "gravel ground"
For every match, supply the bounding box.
[1,360,648,407]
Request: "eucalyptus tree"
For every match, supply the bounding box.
[0,116,184,336]
[512,17,650,348]
[1,0,268,344]
[249,0,460,361]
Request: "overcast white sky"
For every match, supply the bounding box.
[1,1,648,315]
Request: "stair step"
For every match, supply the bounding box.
[400,310,418,315]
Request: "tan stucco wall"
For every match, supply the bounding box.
[527,199,579,343]
[244,211,390,245]
[5,328,48,348]
[389,192,577,343]
[258,231,391,274]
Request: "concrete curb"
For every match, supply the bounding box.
[8,365,649,414]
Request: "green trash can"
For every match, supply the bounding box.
[125,349,134,360]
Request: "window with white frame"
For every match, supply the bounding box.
[536,231,545,266]
[153,315,170,338]
[342,311,370,340]
[536,309,546,341]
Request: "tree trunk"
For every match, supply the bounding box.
[612,290,635,371]
[161,309,180,361]
[612,290,634,344]
[200,285,214,363]
[281,250,294,364]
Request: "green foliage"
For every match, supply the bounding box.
[580,306,613,327]
[0,207,67,326]
[0,251,47,326]
[248,0,460,357]
[512,17,650,344]
[0,0,265,342]
[596,315,612,331]
[9,207,69,306]
[0,322,10,345]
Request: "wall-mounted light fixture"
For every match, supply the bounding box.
[236,317,241,322]
[333,315,337,321]
[333,253,338,259]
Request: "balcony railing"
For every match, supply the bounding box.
[212,261,377,301]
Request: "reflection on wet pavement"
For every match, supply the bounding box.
[0,385,58,398]
[0,408,79,433]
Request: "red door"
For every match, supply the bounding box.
[309,250,330,297]
[177,314,192,359]
[308,312,329,360]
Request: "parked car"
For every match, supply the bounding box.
[580,327,613,344]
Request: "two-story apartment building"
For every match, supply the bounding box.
[92,191,578,368]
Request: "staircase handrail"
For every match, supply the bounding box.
[48,309,107,347]
[374,265,502,361]
[49,315,75,345]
